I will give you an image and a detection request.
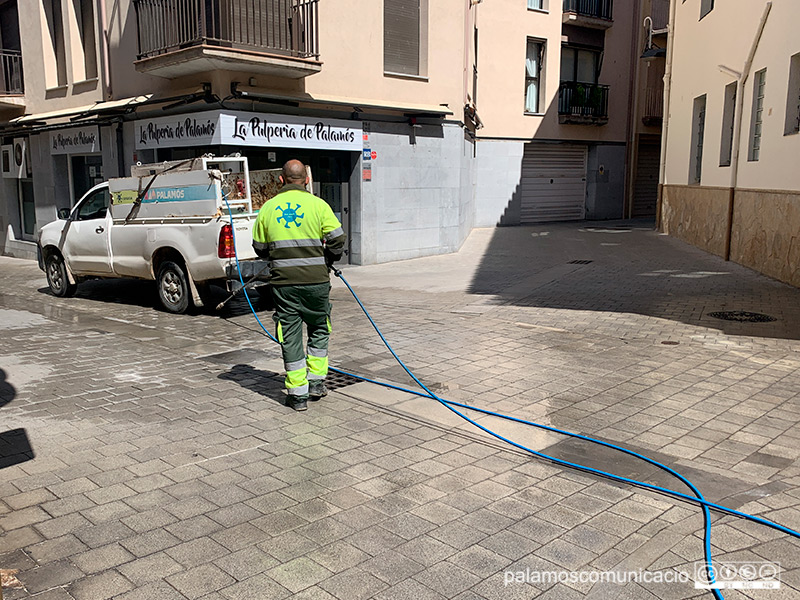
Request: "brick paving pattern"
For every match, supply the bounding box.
[0,222,799,599]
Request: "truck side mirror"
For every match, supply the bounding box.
[57,208,71,220]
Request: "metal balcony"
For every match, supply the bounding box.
[1,50,24,95]
[133,0,321,79]
[562,0,613,29]
[642,84,664,126]
[558,81,609,125]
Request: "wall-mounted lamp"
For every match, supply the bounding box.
[641,16,668,61]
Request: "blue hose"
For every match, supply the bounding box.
[224,197,798,597]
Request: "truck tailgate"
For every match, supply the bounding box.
[231,214,258,261]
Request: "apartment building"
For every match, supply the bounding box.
[474,0,640,226]
[1,0,642,264]
[660,0,800,287]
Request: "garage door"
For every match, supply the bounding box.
[632,141,660,218]
[520,144,587,223]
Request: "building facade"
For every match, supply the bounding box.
[1,0,643,264]
[660,0,800,287]
[474,0,640,227]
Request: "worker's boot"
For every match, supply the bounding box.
[289,395,308,411]
[309,380,327,402]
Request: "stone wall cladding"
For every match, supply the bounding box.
[730,189,800,288]
[661,185,731,258]
[358,121,474,264]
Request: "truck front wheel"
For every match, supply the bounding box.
[45,253,78,298]
[157,260,190,314]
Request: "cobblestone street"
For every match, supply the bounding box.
[1,222,799,600]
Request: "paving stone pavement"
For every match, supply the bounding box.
[1,221,799,600]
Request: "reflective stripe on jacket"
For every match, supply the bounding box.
[252,184,346,286]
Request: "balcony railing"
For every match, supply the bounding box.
[563,0,613,21]
[558,81,609,124]
[1,49,24,95]
[133,0,319,61]
[643,84,664,125]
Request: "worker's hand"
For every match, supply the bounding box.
[324,250,338,270]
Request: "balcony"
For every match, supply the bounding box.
[133,0,321,79]
[642,84,664,126]
[558,81,609,125]
[562,0,613,29]
[0,49,25,109]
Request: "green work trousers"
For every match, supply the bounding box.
[271,282,331,398]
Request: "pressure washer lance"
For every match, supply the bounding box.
[215,261,272,311]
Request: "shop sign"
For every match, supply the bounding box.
[135,110,362,152]
[50,126,101,155]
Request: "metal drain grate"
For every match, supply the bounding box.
[568,260,594,265]
[707,311,777,323]
[326,371,362,391]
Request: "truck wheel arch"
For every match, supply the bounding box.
[41,245,78,286]
[150,247,205,309]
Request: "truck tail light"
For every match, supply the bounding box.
[218,224,235,258]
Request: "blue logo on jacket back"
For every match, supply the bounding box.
[276,203,304,228]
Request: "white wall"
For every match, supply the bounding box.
[665,0,800,191]
[475,140,525,227]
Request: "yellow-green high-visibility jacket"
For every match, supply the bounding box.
[252,184,346,286]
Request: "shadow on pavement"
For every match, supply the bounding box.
[37,279,272,318]
[217,364,287,407]
[469,221,800,340]
[0,368,15,409]
[0,428,35,469]
[37,278,159,309]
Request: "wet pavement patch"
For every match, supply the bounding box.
[743,451,795,470]
[198,348,279,364]
[541,435,753,506]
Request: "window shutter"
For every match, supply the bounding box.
[384,0,420,75]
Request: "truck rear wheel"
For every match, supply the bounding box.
[157,260,190,314]
[45,253,77,298]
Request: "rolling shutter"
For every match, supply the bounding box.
[384,0,420,75]
[632,141,660,218]
[520,144,586,223]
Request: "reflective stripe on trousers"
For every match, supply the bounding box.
[307,346,328,380]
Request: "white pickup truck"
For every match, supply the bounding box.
[37,156,267,313]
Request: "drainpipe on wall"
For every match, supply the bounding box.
[98,0,112,99]
[655,0,677,231]
[723,1,771,261]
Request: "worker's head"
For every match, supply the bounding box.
[280,160,308,186]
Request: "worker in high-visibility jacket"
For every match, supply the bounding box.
[252,160,346,411]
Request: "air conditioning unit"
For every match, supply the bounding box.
[12,137,29,179]
[0,145,13,178]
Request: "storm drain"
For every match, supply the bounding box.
[568,260,594,265]
[707,311,777,323]
[326,371,362,390]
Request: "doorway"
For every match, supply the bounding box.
[71,155,104,203]
[18,179,35,240]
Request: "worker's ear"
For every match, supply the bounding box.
[279,175,285,185]
[304,176,309,185]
